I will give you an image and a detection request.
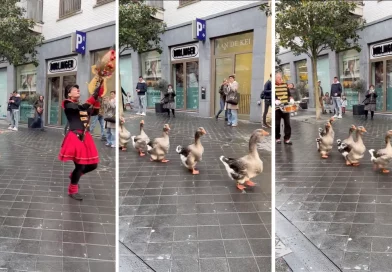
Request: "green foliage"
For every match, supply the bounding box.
[276,0,365,57]
[119,0,166,54]
[350,79,366,94]
[259,2,271,17]
[0,0,44,66]
[154,78,169,93]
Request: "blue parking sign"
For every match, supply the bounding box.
[75,31,86,55]
[195,18,206,41]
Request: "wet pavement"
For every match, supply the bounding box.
[276,111,392,272]
[0,121,115,272]
[119,111,272,272]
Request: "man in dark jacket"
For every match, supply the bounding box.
[136,76,147,116]
[8,91,21,131]
[330,76,343,119]
[262,74,272,128]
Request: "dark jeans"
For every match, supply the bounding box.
[275,109,291,140]
[263,99,271,125]
[216,98,227,119]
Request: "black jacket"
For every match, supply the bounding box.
[8,95,21,110]
[263,80,272,100]
[330,82,343,97]
[136,81,147,95]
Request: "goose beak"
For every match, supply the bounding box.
[330,117,335,122]
[260,130,269,136]
[140,120,144,124]
[361,127,367,132]
[202,129,207,135]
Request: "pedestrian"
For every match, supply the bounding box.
[136,76,147,116]
[323,92,333,114]
[341,95,347,114]
[59,82,103,200]
[8,91,21,131]
[104,91,116,148]
[216,79,229,121]
[288,83,300,101]
[318,80,324,114]
[226,75,239,127]
[364,84,378,120]
[163,84,176,118]
[275,72,292,145]
[33,95,45,131]
[124,91,132,110]
[89,96,107,142]
[330,76,343,119]
[261,74,272,128]
[7,93,12,126]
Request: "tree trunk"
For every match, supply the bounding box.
[119,74,123,117]
[311,56,321,120]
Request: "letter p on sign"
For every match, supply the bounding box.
[75,30,86,55]
[195,18,206,41]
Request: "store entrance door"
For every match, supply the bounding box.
[172,60,199,111]
[47,74,76,126]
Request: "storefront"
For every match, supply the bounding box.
[338,49,361,109]
[212,32,253,118]
[15,64,38,122]
[140,51,162,108]
[0,68,7,119]
[281,63,291,83]
[171,43,199,110]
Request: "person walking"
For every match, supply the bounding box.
[89,96,107,142]
[317,80,324,114]
[163,84,176,118]
[364,84,378,120]
[275,72,292,145]
[136,76,147,116]
[33,95,45,131]
[8,91,21,131]
[216,79,229,121]
[262,74,272,128]
[331,77,343,119]
[226,75,239,127]
[104,91,116,148]
[323,92,333,114]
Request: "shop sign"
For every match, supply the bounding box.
[192,18,206,41]
[214,32,253,55]
[171,44,199,61]
[47,58,77,74]
[370,40,392,59]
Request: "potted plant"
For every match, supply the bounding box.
[351,79,366,115]
[296,82,309,109]
[153,79,169,113]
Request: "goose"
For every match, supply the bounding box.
[220,129,269,191]
[119,117,131,151]
[345,126,367,166]
[317,122,334,159]
[369,130,392,173]
[176,127,207,175]
[147,124,170,162]
[131,120,150,156]
[337,125,357,157]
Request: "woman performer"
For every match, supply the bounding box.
[59,81,103,200]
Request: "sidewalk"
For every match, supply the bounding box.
[119,111,272,272]
[0,122,115,272]
[276,111,392,271]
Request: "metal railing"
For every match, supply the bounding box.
[145,0,164,10]
[59,0,81,19]
[21,0,43,23]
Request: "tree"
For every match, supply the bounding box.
[0,0,44,66]
[263,0,365,119]
[119,0,166,55]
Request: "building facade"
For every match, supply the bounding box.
[0,0,115,126]
[121,1,270,123]
[277,1,392,112]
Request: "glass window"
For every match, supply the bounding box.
[339,49,360,109]
[0,69,7,119]
[173,63,184,109]
[295,60,308,84]
[186,61,199,110]
[214,32,253,55]
[140,51,162,108]
[281,63,291,83]
[214,58,233,115]
[16,64,38,123]
[235,53,252,115]
[120,55,133,105]
[386,60,392,111]
[371,61,384,111]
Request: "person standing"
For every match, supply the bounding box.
[275,72,292,145]
[226,75,239,127]
[8,91,21,131]
[33,95,45,131]
[104,91,116,148]
[136,76,147,116]
[331,77,343,119]
[317,80,325,114]
[216,79,229,121]
[262,74,272,128]
[89,96,107,142]
[163,84,176,118]
[364,84,378,120]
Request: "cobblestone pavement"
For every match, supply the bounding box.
[119,111,272,272]
[276,112,392,271]
[0,121,115,272]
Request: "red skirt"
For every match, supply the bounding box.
[58,131,99,165]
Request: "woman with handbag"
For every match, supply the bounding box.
[163,84,176,118]
[364,84,378,120]
[226,75,239,127]
[33,95,45,131]
[104,91,116,147]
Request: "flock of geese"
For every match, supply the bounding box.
[316,117,392,173]
[122,120,269,191]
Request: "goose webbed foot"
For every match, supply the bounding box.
[245,180,256,187]
[382,169,390,173]
[192,168,199,175]
[352,163,360,167]
[139,150,145,156]
[237,183,246,190]
[321,155,328,159]
[161,159,170,163]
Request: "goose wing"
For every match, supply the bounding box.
[222,157,247,180]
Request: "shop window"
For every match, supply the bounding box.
[281,63,291,83]
[120,55,133,106]
[140,51,162,108]
[59,0,81,19]
[295,60,308,84]
[339,49,360,109]
[16,64,38,123]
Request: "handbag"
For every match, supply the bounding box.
[362,98,370,105]
[226,91,240,105]
[104,116,115,123]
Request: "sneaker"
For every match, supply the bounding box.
[276,139,282,144]
[101,137,107,141]
[136,112,141,115]
[284,140,293,145]
[338,114,342,119]
[141,112,146,116]
[111,145,115,148]
[12,127,17,131]
[8,126,12,130]
[333,114,338,118]
[106,143,110,146]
